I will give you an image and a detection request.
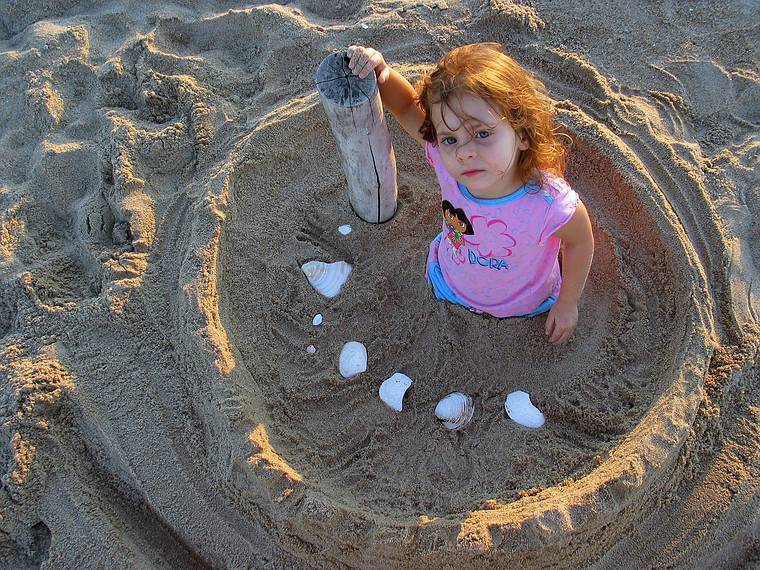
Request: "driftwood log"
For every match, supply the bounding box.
[316,51,397,223]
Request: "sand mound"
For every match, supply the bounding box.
[0,1,757,568]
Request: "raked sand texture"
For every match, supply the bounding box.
[0,1,758,568]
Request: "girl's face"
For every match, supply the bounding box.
[431,93,529,198]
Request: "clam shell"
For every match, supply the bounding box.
[505,390,545,428]
[312,313,323,326]
[338,224,352,235]
[338,341,367,378]
[301,260,352,298]
[379,373,413,412]
[434,391,474,430]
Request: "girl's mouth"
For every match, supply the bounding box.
[461,169,483,177]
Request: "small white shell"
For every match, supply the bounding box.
[505,390,545,428]
[338,341,367,378]
[312,313,323,326]
[338,224,352,235]
[306,345,317,354]
[379,373,413,412]
[301,260,352,298]
[434,392,474,430]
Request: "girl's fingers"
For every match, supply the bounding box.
[349,53,365,72]
[351,56,367,76]
[346,46,365,70]
[346,47,384,79]
[553,326,575,345]
[549,322,567,344]
[544,314,555,336]
[356,59,373,78]
[357,53,380,78]
[346,48,390,81]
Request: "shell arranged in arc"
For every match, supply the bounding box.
[338,341,367,378]
[379,372,413,412]
[301,260,352,298]
[434,391,474,430]
[505,390,545,428]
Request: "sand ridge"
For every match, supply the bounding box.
[0,1,758,568]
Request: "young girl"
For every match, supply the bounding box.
[347,43,594,345]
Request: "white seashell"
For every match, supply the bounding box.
[306,345,317,354]
[360,23,369,29]
[379,373,413,412]
[434,392,474,430]
[339,341,367,378]
[338,224,352,235]
[301,260,352,298]
[505,390,545,428]
[312,313,323,326]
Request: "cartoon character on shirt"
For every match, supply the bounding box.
[442,200,474,263]
[441,201,517,270]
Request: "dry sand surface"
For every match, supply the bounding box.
[1,1,758,568]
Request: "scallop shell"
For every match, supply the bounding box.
[338,341,367,378]
[379,373,413,412]
[505,390,545,428]
[306,345,317,354]
[434,392,474,430]
[301,260,352,298]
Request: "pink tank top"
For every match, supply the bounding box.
[425,142,579,317]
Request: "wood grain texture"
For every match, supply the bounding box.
[317,51,397,223]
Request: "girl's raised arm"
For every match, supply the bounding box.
[347,45,426,146]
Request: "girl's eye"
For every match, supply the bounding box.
[475,130,492,139]
[441,136,456,145]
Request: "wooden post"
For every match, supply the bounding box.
[316,51,398,224]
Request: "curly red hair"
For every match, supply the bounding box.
[415,43,567,183]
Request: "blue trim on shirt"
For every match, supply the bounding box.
[456,181,543,206]
[427,259,557,318]
[519,295,556,317]
[427,261,471,309]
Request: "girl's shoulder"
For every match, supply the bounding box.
[533,172,580,242]
[527,171,575,205]
[537,171,572,196]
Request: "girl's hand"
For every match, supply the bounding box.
[347,45,391,83]
[545,300,578,345]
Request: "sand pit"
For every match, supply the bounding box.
[217,74,713,559]
[1,1,758,568]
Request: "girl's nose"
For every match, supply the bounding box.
[455,138,476,161]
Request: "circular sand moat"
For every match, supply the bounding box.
[217,99,711,559]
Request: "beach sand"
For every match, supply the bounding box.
[0,1,758,568]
